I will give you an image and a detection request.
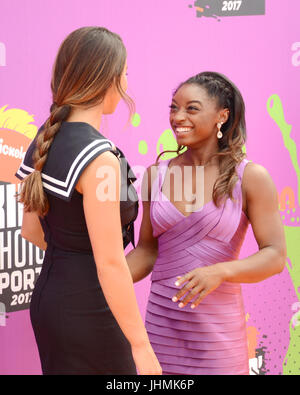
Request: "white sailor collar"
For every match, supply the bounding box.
[15,121,137,202]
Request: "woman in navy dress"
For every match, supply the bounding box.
[15,26,161,375]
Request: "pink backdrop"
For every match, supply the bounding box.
[1,0,300,375]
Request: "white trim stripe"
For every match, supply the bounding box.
[16,141,116,199]
[41,144,115,197]
[16,169,30,179]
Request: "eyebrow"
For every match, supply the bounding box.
[172,99,203,106]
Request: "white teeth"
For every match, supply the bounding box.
[176,127,192,133]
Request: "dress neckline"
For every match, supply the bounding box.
[159,158,215,218]
[158,157,249,221]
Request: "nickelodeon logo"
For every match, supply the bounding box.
[0,105,37,184]
[0,139,25,160]
[0,42,6,67]
[0,106,42,313]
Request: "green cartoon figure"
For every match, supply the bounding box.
[267,94,300,375]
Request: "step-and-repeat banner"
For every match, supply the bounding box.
[1,0,299,375]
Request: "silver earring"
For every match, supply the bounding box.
[217,122,223,139]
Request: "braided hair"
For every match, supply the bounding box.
[18,26,133,216]
[156,71,247,208]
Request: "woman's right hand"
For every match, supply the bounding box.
[131,342,162,375]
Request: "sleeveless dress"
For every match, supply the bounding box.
[15,121,139,375]
[145,158,250,375]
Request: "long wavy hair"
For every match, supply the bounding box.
[18,26,134,217]
[156,71,247,207]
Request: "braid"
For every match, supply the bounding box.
[34,104,70,171]
[18,103,71,216]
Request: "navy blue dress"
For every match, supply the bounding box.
[15,122,139,375]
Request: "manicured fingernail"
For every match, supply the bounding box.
[178,302,184,308]
[191,304,195,309]
[172,296,178,302]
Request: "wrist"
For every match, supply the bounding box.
[217,261,235,282]
[130,330,150,349]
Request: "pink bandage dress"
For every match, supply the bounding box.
[145,158,250,375]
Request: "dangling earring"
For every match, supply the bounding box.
[217,122,223,139]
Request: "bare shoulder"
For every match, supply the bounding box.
[143,162,160,185]
[242,161,278,201]
[147,162,159,176]
[76,151,119,193]
[92,150,120,167]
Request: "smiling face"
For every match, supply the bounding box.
[169,83,229,149]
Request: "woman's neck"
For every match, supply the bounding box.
[67,105,103,131]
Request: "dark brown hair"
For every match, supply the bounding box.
[18,26,133,216]
[156,71,247,207]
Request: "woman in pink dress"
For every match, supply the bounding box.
[126,71,287,375]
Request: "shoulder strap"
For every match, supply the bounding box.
[236,158,251,181]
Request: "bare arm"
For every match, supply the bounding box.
[174,162,287,308]
[220,162,286,282]
[126,165,158,282]
[21,211,47,251]
[78,151,161,374]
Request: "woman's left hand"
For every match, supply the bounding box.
[172,264,226,309]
